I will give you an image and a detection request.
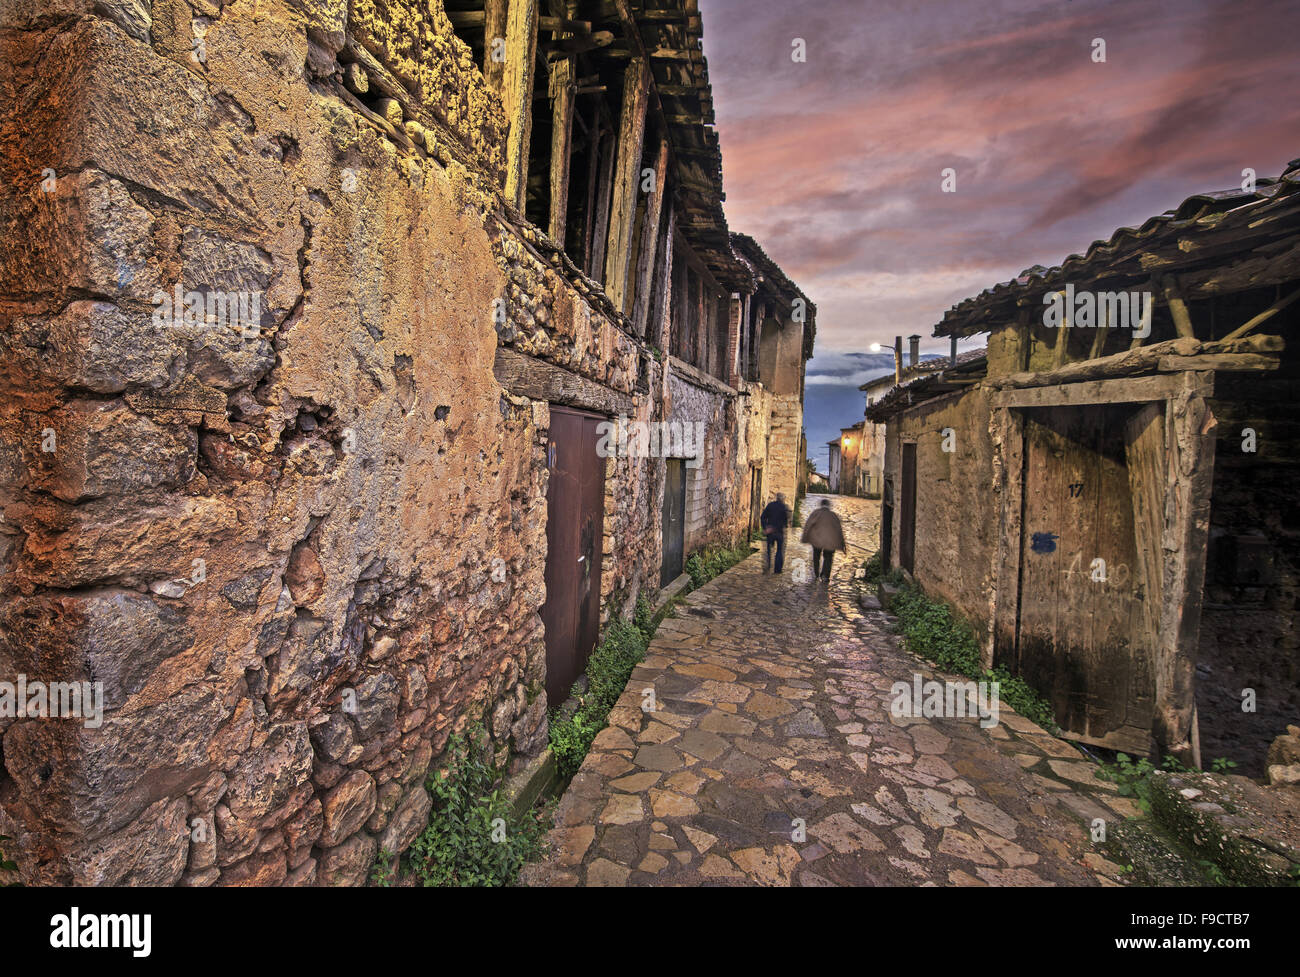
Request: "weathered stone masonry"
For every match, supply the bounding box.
[0,0,814,884]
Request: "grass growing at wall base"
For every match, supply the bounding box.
[888,582,1056,730]
[383,726,548,887]
[684,540,753,589]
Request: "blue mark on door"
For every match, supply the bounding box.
[1030,532,1059,554]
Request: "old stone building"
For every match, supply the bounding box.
[0,0,813,885]
[868,162,1300,774]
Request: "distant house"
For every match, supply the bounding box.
[826,439,842,493]
[867,162,1300,772]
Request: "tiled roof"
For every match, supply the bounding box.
[936,158,1300,337]
[864,348,988,421]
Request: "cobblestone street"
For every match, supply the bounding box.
[525,494,1138,886]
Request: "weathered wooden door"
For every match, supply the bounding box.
[661,459,686,586]
[542,406,607,706]
[899,443,917,573]
[748,465,763,537]
[1014,406,1153,752]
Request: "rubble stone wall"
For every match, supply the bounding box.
[0,0,661,885]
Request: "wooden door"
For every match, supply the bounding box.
[543,406,607,706]
[661,459,686,586]
[748,465,763,537]
[899,443,917,573]
[1014,406,1153,752]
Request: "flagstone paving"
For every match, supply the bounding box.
[523,495,1135,887]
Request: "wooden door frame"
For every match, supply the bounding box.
[990,371,1216,763]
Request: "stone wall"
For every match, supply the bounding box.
[0,0,660,885]
[1197,371,1300,776]
[882,389,998,644]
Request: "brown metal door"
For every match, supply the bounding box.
[543,406,607,705]
[661,459,686,586]
[899,443,917,573]
[1014,406,1152,752]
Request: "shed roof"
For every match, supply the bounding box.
[936,158,1300,338]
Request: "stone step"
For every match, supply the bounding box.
[1100,817,1215,886]
[1147,769,1300,885]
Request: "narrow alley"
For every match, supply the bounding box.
[525,495,1133,886]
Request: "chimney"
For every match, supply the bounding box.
[950,335,958,367]
[908,334,921,367]
[893,336,903,384]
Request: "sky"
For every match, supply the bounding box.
[695,0,1300,464]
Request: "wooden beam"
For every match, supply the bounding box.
[991,373,1187,409]
[494,347,636,415]
[631,138,669,339]
[602,57,651,313]
[502,0,540,212]
[1162,277,1196,339]
[483,0,508,93]
[995,333,1283,389]
[1157,353,1280,372]
[1219,285,1300,341]
[548,57,575,244]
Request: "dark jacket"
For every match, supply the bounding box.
[760,500,790,535]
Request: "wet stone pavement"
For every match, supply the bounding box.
[523,494,1134,887]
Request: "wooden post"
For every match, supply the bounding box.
[502,0,539,212]
[548,57,575,244]
[1163,276,1196,339]
[989,405,1025,671]
[589,127,615,281]
[654,203,675,350]
[603,57,651,312]
[1154,370,1216,764]
[1124,401,1166,756]
[631,138,669,337]
[1052,291,1073,368]
[483,0,509,93]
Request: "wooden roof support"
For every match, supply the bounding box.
[603,57,651,313]
[631,138,669,338]
[502,0,540,212]
[1220,284,1300,341]
[994,332,1283,389]
[1162,276,1196,339]
[548,57,575,244]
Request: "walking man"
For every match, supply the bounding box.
[800,498,846,581]
[760,492,791,574]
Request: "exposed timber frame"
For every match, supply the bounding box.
[502,0,540,212]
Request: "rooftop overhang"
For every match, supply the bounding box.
[935,160,1300,339]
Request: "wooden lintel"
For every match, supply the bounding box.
[494,347,635,415]
[991,373,1195,409]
